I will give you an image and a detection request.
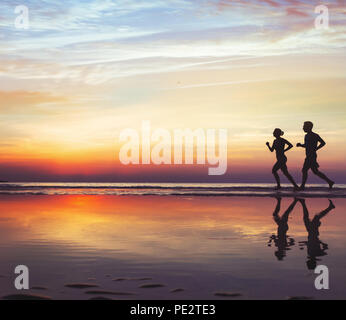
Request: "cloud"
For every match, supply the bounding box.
[208,0,344,20]
[165,78,274,89]
[262,0,280,7]
[286,7,309,17]
[0,90,67,113]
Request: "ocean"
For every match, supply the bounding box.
[0,182,345,197]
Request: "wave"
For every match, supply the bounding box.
[0,183,345,197]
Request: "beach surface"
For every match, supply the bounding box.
[0,186,345,300]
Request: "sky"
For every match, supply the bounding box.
[0,0,345,182]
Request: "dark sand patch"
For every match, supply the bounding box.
[31,286,48,290]
[139,283,165,289]
[65,283,99,289]
[287,296,314,300]
[112,278,128,281]
[170,288,184,293]
[112,277,152,281]
[214,292,242,298]
[2,293,52,300]
[89,296,114,300]
[85,290,135,296]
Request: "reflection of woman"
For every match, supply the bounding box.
[266,128,299,190]
[268,197,296,261]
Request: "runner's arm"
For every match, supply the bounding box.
[284,139,293,152]
[316,135,326,151]
[266,141,275,152]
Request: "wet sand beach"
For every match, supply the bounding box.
[0,193,345,300]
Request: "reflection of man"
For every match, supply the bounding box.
[268,197,296,261]
[297,121,334,190]
[298,198,335,270]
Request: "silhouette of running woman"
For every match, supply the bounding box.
[297,121,335,190]
[268,197,297,261]
[297,198,335,270]
[266,128,299,190]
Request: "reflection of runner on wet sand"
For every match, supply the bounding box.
[268,197,297,260]
[298,198,336,270]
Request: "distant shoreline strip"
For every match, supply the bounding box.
[0,191,345,198]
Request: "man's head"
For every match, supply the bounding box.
[307,258,317,270]
[303,121,313,133]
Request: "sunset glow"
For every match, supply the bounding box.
[1,0,345,182]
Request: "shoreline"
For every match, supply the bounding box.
[1,183,345,198]
[0,192,344,198]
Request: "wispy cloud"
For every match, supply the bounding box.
[0,0,344,85]
[165,78,274,89]
[0,90,67,111]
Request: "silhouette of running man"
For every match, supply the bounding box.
[297,198,335,270]
[266,128,299,190]
[268,197,297,261]
[297,121,335,190]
